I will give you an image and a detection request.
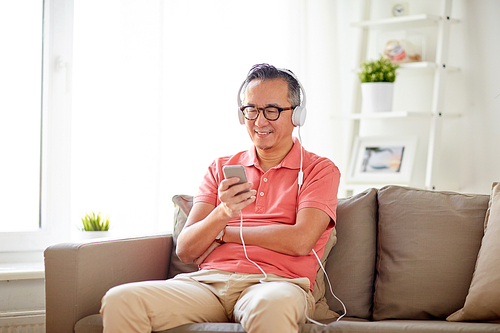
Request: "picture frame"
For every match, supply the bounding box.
[348,136,417,184]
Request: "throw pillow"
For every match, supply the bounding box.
[311,226,339,320]
[373,185,490,320]
[167,194,198,278]
[325,187,378,320]
[447,182,500,322]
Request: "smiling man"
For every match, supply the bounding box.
[244,77,295,156]
[100,64,341,333]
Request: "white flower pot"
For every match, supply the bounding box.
[80,230,110,240]
[361,82,394,113]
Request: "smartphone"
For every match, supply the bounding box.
[223,165,249,195]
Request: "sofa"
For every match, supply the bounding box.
[44,184,500,333]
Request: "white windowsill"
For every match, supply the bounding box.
[0,262,45,281]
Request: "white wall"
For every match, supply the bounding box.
[455,0,500,193]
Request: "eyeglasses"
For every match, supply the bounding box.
[239,105,295,121]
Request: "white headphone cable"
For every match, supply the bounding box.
[239,126,347,321]
[312,249,347,321]
[240,211,268,283]
[297,126,304,194]
[290,249,346,327]
[239,209,347,322]
[296,126,346,321]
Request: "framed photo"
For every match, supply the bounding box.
[348,136,417,184]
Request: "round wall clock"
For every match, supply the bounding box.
[392,3,409,17]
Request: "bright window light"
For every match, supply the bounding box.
[72,0,301,237]
[0,1,43,232]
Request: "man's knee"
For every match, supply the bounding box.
[249,284,300,311]
[101,283,145,315]
[235,282,308,333]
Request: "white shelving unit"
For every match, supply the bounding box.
[344,0,459,194]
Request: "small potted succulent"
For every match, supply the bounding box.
[358,56,399,113]
[80,212,110,239]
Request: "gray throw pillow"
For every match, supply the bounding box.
[373,186,489,320]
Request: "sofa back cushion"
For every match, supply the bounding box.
[373,185,490,320]
[168,195,198,278]
[325,188,378,320]
[447,182,500,322]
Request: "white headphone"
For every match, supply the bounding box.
[236,68,307,127]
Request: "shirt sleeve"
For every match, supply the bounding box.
[194,160,221,207]
[298,158,341,223]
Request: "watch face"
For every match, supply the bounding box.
[392,4,407,16]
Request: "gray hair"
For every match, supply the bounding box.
[241,63,301,107]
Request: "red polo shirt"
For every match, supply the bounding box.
[194,139,340,290]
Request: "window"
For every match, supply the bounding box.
[0,0,73,253]
[0,0,307,253]
[0,1,43,232]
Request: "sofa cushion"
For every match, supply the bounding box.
[169,194,339,320]
[373,186,490,320]
[75,314,103,333]
[325,188,378,320]
[168,195,198,278]
[447,182,500,322]
[311,226,339,320]
[322,319,500,332]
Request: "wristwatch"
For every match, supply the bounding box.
[215,228,226,244]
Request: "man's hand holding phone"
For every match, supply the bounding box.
[219,165,256,219]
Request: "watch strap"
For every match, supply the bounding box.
[215,227,226,244]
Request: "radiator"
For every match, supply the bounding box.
[0,311,45,333]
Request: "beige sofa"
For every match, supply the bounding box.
[44,184,500,333]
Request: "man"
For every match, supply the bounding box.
[100,64,340,333]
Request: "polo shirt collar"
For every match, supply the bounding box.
[240,137,301,170]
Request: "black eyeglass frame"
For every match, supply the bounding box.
[239,105,295,121]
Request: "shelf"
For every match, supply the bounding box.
[351,13,459,29]
[399,61,437,69]
[353,62,460,74]
[348,111,430,119]
[343,0,459,193]
[345,111,461,120]
[398,62,460,72]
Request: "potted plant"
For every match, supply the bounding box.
[80,212,110,239]
[358,55,399,113]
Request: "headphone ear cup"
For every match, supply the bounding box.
[292,106,307,126]
[238,109,245,124]
[237,80,246,125]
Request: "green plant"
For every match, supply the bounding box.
[81,212,110,231]
[358,55,399,83]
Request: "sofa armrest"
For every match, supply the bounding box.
[44,234,172,333]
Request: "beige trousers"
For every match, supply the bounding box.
[100,269,315,333]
